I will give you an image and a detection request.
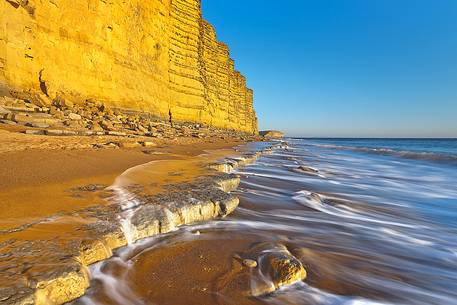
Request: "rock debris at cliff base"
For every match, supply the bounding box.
[0,95,255,142]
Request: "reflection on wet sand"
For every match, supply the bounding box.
[75,138,457,305]
[0,140,248,303]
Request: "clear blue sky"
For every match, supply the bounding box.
[202,0,457,137]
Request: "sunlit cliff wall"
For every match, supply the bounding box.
[0,0,258,133]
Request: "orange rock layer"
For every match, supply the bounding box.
[0,0,258,133]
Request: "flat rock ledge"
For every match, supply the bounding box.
[0,143,282,305]
[208,143,284,173]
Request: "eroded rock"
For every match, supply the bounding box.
[217,242,307,298]
[249,242,307,295]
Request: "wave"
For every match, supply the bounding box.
[269,282,396,305]
[300,143,457,164]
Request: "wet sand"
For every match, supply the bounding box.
[81,230,304,305]
[71,138,457,305]
[0,128,262,304]
[1,126,308,305]
[0,132,245,232]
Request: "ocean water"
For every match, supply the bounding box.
[74,138,457,305]
[233,138,457,304]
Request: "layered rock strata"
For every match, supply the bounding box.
[0,143,281,305]
[0,0,257,133]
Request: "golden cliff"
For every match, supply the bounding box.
[0,0,258,133]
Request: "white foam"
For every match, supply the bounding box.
[269,282,396,305]
[80,258,144,305]
[381,228,434,246]
[293,190,422,229]
[119,213,137,246]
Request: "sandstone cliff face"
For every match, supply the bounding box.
[0,0,258,133]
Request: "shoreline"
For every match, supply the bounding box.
[0,129,281,305]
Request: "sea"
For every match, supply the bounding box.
[74,138,457,305]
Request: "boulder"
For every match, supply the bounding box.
[33,94,52,107]
[248,242,306,294]
[106,131,126,136]
[0,105,11,115]
[26,122,50,128]
[217,242,306,298]
[12,113,32,123]
[54,97,74,109]
[90,122,104,131]
[0,96,19,106]
[68,113,82,120]
[0,119,17,125]
[25,129,45,135]
[99,120,113,130]
[119,142,141,148]
[45,129,78,136]
[140,141,156,147]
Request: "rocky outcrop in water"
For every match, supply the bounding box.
[259,130,284,138]
[0,0,257,133]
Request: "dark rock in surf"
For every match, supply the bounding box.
[294,165,319,175]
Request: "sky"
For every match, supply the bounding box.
[202,0,457,137]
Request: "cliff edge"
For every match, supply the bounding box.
[0,0,258,133]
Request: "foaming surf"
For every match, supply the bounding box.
[72,138,457,305]
[295,138,457,164]
[231,138,457,304]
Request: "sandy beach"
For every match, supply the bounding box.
[0,125,271,304]
[3,0,454,304]
[0,128,248,229]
